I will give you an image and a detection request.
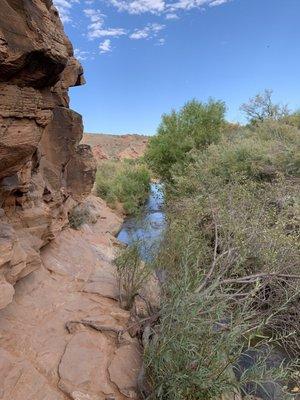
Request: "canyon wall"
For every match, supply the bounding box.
[0,0,96,310]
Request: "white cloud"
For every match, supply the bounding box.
[99,39,112,53]
[156,37,166,45]
[209,0,229,5]
[89,27,127,38]
[130,30,149,39]
[55,0,232,55]
[165,12,179,19]
[167,0,230,12]
[84,8,126,39]
[130,23,165,40]
[74,48,90,61]
[107,0,229,15]
[108,0,165,14]
[84,8,105,23]
[53,0,79,23]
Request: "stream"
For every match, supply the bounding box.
[117,182,166,261]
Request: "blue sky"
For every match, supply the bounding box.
[54,0,300,135]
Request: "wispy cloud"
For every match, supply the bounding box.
[99,39,112,53]
[84,8,126,39]
[165,12,179,19]
[209,0,229,6]
[53,0,79,23]
[108,0,165,15]
[156,37,166,45]
[74,48,90,61]
[167,0,230,12]
[89,27,127,38]
[84,8,105,26]
[55,0,232,56]
[130,23,165,40]
[106,0,230,15]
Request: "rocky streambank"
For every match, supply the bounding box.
[0,1,142,399]
[0,196,142,400]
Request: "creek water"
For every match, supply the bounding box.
[117,182,166,261]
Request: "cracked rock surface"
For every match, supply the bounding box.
[0,196,142,399]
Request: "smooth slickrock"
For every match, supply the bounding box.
[0,196,142,399]
[0,348,66,400]
[58,331,114,397]
[108,344,142,399]
[0,280,14,309]
[0,0,96,308]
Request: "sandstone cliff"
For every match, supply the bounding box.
[0,0,96,310]
[0,2,142,399]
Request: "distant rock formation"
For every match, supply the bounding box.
[0,0,96,310]
[83,133,149,162]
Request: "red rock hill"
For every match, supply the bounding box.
[83,133,149,162]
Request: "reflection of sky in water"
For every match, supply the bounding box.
[117,183,166,261]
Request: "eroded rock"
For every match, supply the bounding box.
[108,344,142,399]
[0,197,142,399]
[0,3,142,400]
[58,331,114,397]
[0,0,96,308]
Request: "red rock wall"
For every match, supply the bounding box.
[0,0,96,310]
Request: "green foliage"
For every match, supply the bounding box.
[282,110,300,129]
[241,89,289,124]
[145,99,226,181]
[180,119,300,187]
[95,160,150,215]
[146,182,299,399]
[145,105,300,399]
[115,243,151,310]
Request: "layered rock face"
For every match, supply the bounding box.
[0,2,142,399]
[0,0,96,309]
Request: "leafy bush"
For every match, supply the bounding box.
[146,181,299,399]
[115,243,152,310]
[95,160,150,215]
[144,104,300,399]
[283,111,300,129]
[144,99,226,181]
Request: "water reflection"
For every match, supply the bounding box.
[117,182,166,261]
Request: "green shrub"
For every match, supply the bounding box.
[115,243,151,310]
[146,179,299,399]
[68,205,96,229]
[145,99,226,181]
[95,160,151,215]
[172,119,300,196]
[144,104,300,399]
[283,110,300,129]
